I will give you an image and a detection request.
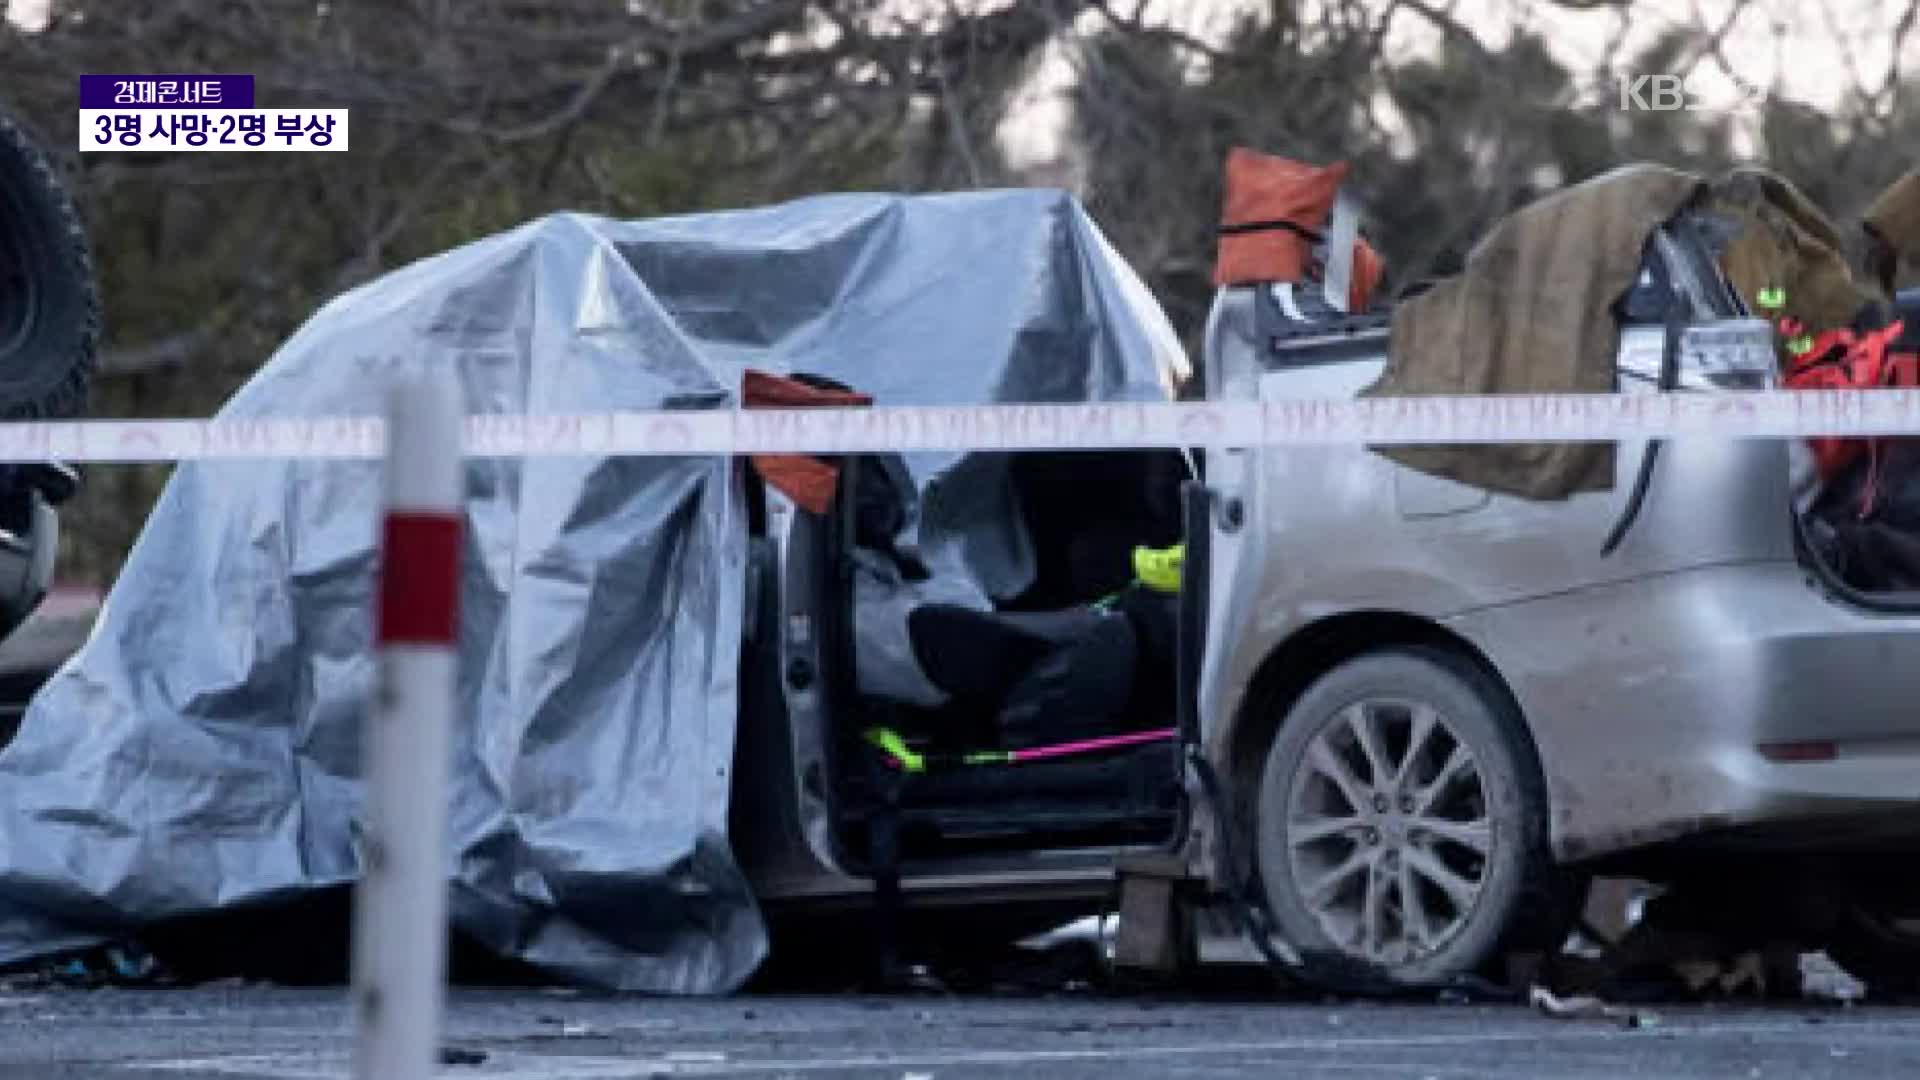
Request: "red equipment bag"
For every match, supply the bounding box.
[1781,317,1919,515]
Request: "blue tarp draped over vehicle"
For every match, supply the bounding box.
[0,188,1184,992]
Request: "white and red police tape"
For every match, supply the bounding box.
[10,388,1920,462]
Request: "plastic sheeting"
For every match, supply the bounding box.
[0,188,1183,992]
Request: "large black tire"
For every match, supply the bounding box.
[0,108,98,420]
[1254,647,1574,994]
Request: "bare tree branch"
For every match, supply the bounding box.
[98,329,212,378]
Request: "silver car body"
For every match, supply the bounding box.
[1201,246,1920,867]
[742,222,1920,919]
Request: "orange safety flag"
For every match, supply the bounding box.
[742,369,872,515]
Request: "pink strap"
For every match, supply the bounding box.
[1009,727,1178,763]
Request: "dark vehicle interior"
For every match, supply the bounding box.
[817,447,1196,870]
[1795,287,1920,599]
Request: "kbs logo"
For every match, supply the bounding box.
[1617,72,1765,112]
[1619,74,1699,111]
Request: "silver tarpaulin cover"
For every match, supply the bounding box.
[0,189,1183,992]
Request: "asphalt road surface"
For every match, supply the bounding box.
[4,986,1919,1079]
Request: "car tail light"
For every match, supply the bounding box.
[1757,740,1838,763]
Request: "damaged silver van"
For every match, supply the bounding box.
[735,192,1920,993]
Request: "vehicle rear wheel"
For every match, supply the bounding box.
[0,108,98,420]
[1254,647,1569,993]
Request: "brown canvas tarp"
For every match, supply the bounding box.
[1707,168,1878,349]
[1361,164,1705,500]
[1866,167,1920,268]
[1360,162,1920,501]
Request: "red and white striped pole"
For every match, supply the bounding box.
[352,369,465,1080]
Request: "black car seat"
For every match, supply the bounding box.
[995,612,1138,749]
[906,570,1182,751]
[906,605,1106,705]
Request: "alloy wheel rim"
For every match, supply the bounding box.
[1284,697,1493,965]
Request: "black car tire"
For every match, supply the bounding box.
[0,108,99,420]
[1254,647,1573,993]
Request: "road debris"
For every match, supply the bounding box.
[1529,986,1659,1029]
[1556,881,1884,1004]
[1673,951,1770,997]
[438,1045,487,1066]
[529,1016,606,1040]
[0,943,165,990]
[1799,952,1867,1004]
